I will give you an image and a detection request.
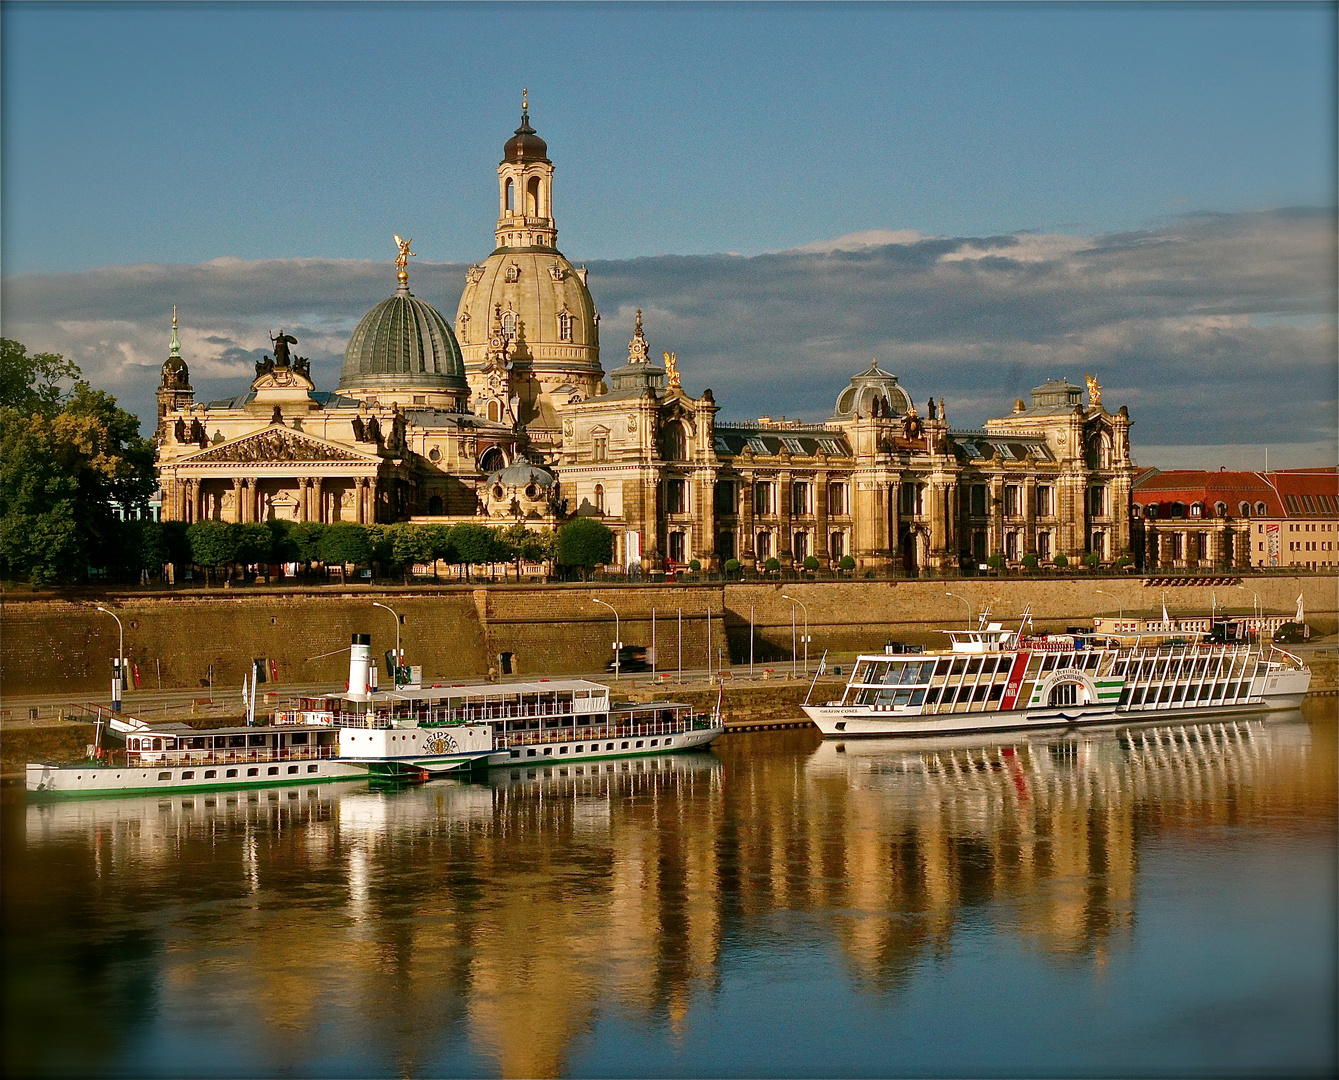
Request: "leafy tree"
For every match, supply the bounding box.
[1,363,154,585]
[838,555,856,573]
[763,556,781,574]
[1052,553,1069,570]
[986,552,1006,572]
[724,558,741,577]
[802,555,820,572]
[289,522,326,575]
[391,524,436,579]
[188,520,239,584]
[1,338,81,418]
[1021,553,1039,571]
[499,523,551,580]
[319,523,371,583]
[1116,555,1133,569]
[688,558,702,573]
[1084,552,1101,569]
[235,523,275,578]
[453,521,504,576]
[555,517,613,581]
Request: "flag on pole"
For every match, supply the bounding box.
[241,673,249,707]
[1296,593,1305,622]
[1161,602,1171,626]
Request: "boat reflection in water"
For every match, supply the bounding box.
[7,709,1333,1079]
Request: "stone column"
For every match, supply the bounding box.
[779,470,793,564]
[888,478,901,572]
[815,469,830,562]
[739,474,755,560]
[1023,475,1037,556]
[695,469,717,568]
[989,476,1004,559]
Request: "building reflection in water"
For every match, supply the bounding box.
[9,712,1329,1078]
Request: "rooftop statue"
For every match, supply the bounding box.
[270,330,297,368]
[1085,373,1102,407]
[394,234,416,270]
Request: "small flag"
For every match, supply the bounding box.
[1296,593,1304,622]
[269,658,278,682]
[1162,602,1171,626]
[241,673,249,706]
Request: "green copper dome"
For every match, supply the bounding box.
[339,281,468,394]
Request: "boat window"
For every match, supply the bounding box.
[249,734,267,746]
[289,732,308,745]
[972,685,990,702]
[1085,653,1099,670]
[181,771,195,780]
[1158,687,1173,703]
[1119,688,1132,705]
[950,659,966,676]
[158,772,171,780]
[247,767,258,776]
[925,688,940,704]
[1199,684,1213,700]
[1113,661,1127,677]
[226,769,237,777]
[934,659,952,678]
[268,766,279,775]
[307,764,318,773]
[918,661,937,682]
[989,684,1005,701]
[1172,686,1187,701]
[1041,656,1057,672]
[1129,688,1144,705]
[204,770,216,779]
[966,658,982,675]
[910,689,926,706]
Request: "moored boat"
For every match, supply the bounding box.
[801,616,1311,738]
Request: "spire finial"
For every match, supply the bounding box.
[169,306,181,358]
[394,234,415,291]
[522,87,528,114]
[628,308,650,364]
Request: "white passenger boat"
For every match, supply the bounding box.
[801,617,1311,738]
[28,635,724,797]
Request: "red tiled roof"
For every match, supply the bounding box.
[1132,468,1338,519]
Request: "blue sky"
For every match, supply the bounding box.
[2,2,1335,464]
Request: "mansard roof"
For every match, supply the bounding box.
[713,425,852,459]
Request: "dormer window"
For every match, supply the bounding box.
[504,263,521,283]
[1239,502,1251,517]
[1190,502,1203,517]
[1255,501,1268,516]
[1214,501,1228,516]
[557,311,573,342]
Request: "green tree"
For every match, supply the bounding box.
[763,556,781,575]
[289,522,326,577]
[1084,552,1101,569]
[187,520,239,585]
[235,523,275,579]
[318,523,372,583]
[724,558,741,577]
[1,366,154,585]
[986,552,1006,573]
[555,517,613,581]
[838,555,856,573]
[1021,553,1039,571]
[802,555,820,572]
[453,521,503,577]
[1052,553,1069,570]
[1,338,81,418]
[499,523,550,580]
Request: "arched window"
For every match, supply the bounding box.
[526,176,541,216]
[662,422,687,461]
[479,446,505,473]
[594,484,604,513]
[1239,502,1251,517]
[1255,501,1268,516]
[1131,504,1143,518]
[501,310,517,335]
[1170,502,1186,518]
[504,178,514,213]
[557,311,573,342]
[487,400,500,423]
[1214,501,1228,517]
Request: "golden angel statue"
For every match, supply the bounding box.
[663,350,681,391]
[1084,373,1102,407]
[394,234,416,270]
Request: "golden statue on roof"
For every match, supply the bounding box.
[394,234,416,270]
[663,351,681,391]
[1085,373,1102,407]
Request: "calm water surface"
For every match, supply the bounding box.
[4,702,1336,1078]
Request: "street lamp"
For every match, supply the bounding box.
[781,594,810,675]
[1094,588,1123,625]
[946,591,971,629]
[592,597,621,680]
[1235,584,1260,637]
[371,602,403,687]
[95,606,125,713]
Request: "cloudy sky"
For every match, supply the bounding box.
[3,3,1335,468]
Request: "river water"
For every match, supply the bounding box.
[4,701,1335,1079]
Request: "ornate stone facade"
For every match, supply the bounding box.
[155,98,1136,571]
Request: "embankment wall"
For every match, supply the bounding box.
[2,574,1334,697]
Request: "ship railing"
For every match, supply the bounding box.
[495,715,711,749]
[129,746,337,766]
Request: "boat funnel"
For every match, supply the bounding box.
[349,633,372,698]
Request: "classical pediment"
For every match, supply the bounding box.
[251,368,315,393]
[182,427,376,465]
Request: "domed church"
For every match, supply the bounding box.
[154,96,1149,574]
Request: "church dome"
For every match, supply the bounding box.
[832,360,912,420]
[340,276,469,398]
[504,108,549,164]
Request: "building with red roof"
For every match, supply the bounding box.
[1132,467,1338,570]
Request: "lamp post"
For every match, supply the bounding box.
[592,597,621,680]
[371,602,402,687]
[781,594,810,675]
[95,606,125,713]
[1235,584,1260,637]
[1094,588,1123,628]
[946,591,971,629]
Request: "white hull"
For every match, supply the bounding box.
[803,681,1310,738]
[26,757,369,798]
[493,724,722,765]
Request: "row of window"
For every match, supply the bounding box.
[708,528,849,564]
[152,764,320,781]
[1137,500,1267,519]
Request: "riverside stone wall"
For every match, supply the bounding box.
[2,574,1333,697]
